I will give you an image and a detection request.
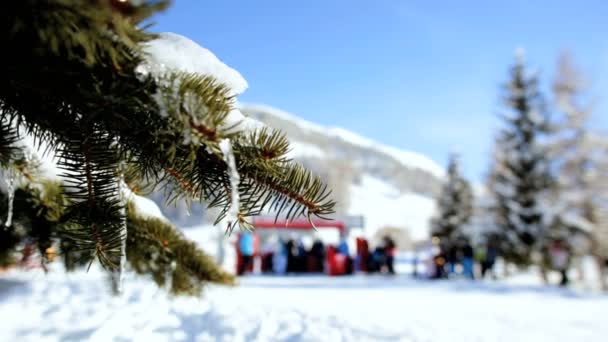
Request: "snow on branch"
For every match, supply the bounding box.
[137,33,263,135]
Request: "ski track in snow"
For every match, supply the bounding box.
[1,267,607,342]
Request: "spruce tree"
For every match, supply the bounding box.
[430,153,473,247]
[0,0,334,295]
[488,51,552,266]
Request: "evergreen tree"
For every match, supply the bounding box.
[549,52,608,288]
[431,153,473,247]
[487,51,552,266]
[0,0,334,295]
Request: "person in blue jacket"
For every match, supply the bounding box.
[338,235,350,256]
[238,231,255,275]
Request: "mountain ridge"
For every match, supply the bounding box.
[240,103,444,180]
[240,103,444,199]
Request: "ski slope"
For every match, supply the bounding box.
[1,266,606,342]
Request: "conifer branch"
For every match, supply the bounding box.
[0,117,20,167]
[126,203,235,295]
[0,0,335,294]
[57,131,125,269]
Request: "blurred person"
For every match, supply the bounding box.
[475,246,486,275]
[285,239,296,273]
[273,238,288,275]
[296,238,307,273]
[238,231,255,276]
[311,239,325,273]
[549,239,571,286]
[412,251,419,278]
[368,246,385,273]
[462,240,475,279]
[337,234,355,275]
[355,238,370,273]
[447,244,458,276]
[424,239,440,279]
[338,234,350,256]
[433,248,448,279]
[260,240,275,273]
[481,241,498,279]
[383,236,396,275]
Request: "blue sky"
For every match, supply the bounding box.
[153,0,608,181]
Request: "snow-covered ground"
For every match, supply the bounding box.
[1,266,607,342]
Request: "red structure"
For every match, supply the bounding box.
[250,217,346,233]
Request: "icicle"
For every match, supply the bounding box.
[5,168,15,228]
[216,227,226,266]
[113,174,129,294]
[218,139,241,226]
[115,226,127,294]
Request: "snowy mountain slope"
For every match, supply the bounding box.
[349,176,436,242]
[241,103,444,182]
